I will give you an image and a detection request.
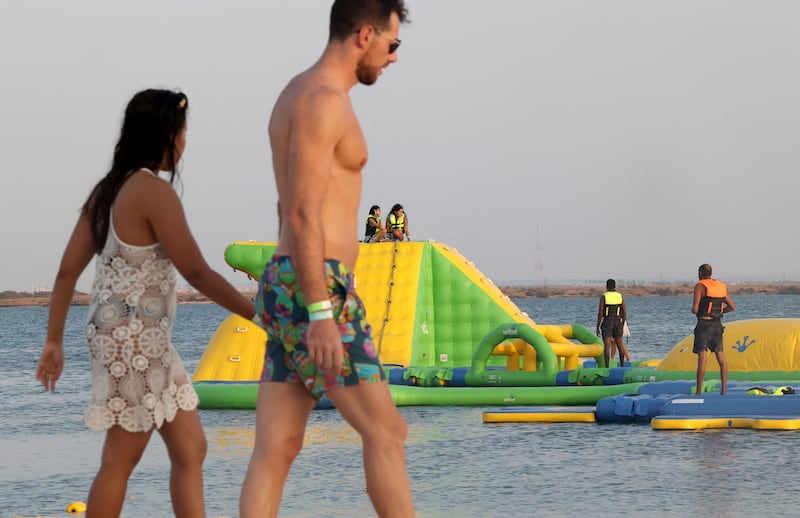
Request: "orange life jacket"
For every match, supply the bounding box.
[698,278,727,318]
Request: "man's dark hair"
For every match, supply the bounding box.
[606,279,616,290]
[329,0,409,42]
[699,264,712,277]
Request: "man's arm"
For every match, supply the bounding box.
[284,88,347,304]
[692,283,704,314]
[596,297,605,332]
[621,299,627,323]
[283,88,349,374]
[723,294,735,314]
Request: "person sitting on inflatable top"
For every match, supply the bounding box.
[386,203,410,241]
[363,205,387,243]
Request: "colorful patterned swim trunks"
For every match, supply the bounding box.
[255,255,385,400]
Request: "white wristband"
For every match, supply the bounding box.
[308,309,334,321]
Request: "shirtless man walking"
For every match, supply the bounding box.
[240,2,414,517]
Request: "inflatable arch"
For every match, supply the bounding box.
[464,323,602,387]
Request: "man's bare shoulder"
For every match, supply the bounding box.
[278,72,351,117]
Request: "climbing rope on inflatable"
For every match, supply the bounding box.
[376,240,400,354]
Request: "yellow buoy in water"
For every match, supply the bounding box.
[66,501,87,514]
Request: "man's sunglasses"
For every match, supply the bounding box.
[380,31,402,54]
[355,26,402,54]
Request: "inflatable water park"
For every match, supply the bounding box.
[192,241,800,430]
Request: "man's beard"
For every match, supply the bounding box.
[356,59,379,86]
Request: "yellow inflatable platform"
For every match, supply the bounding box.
[483,406,597,423]
[193,313,265,383]
[658,318,800,373]
[652,416,800,431]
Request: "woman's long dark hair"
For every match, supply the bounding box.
[82,89,188,253]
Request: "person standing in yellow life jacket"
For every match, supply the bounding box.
[596,278,631,367]
[386,203,410,241]
[692,263,735,395]
[363,205,387,243]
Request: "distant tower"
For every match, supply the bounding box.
[534,224,544,286]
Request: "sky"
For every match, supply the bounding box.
[2,1,799,293]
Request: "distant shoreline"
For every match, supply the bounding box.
[4,282,800,307]
[500,282,800,299]
[0,290,259,308]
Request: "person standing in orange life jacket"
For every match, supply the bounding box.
[692,263,735,395]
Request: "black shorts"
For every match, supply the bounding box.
[600,317,623,339]
[693,319,724,353]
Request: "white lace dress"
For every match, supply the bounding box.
[84,204,198,432]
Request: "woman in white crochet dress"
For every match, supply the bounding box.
[36,89,255,517]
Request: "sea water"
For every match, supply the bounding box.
[2,295,800,517]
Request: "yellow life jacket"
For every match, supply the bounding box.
[388,213,405,230]
[364,215,381,238]
[603,291,623,317]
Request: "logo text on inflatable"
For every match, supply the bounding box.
[502,325,519,337]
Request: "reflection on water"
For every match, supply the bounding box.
[208,426,255,457]
[207,414,363,458]
[4,299,800,516]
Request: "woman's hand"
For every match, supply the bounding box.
[36,341,64,392]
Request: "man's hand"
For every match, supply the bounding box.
[36,341,64,392]
[306,319,343,375]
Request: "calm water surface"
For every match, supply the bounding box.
[2,295,800,517]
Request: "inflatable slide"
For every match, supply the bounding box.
[193,241,607,408]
